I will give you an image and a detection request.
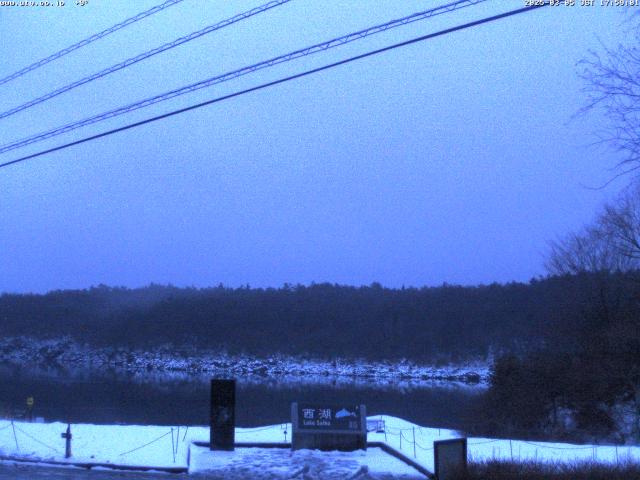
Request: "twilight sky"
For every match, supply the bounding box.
[0,0,633,293]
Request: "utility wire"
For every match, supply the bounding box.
[0,0,291,121]
[0,0,487,155]
[0,3,550,170]
[0,0,186,87]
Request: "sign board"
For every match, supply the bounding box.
[210,379,235,451]
[292,403,366,451]
[434,438,467,480]
[297,404,362,431]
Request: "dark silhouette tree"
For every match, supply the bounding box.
[579,17,640,178]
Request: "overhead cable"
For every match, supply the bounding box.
[0,0,292,120]
[0,2,551,170]
[0,0,487,154]
[0,0,186,86]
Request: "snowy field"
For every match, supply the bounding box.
[1,416,639,477]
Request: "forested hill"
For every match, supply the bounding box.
[1,273,636,362]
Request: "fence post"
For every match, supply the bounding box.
[171,428,176,463]
[509,440,513,461]
[412,427,416,458]
[11,421,19,451]
[399,431,402,450]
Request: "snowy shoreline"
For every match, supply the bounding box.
[0,337,490,385]
[1,416,638,477]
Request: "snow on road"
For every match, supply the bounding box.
[190,445,422,479]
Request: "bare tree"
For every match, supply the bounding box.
[546,185,640,441]
[546,224,628,276]
[545,187,640,275]
[578,22,640,176]
[543,30,640,437]
[600,183,640,261]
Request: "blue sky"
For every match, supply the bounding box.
[0,0,633,293]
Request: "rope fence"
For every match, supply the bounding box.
[521,440,599,451]
[0,417,291,462]
[469,439,503,446]
[374,418,639,460]
[0,415,637,466]
[237,425,281,433]
[12,423,61,453]
[414,441,434,452]
[118,430,172,457]
[383,420,639,452]
[7,421,193,462]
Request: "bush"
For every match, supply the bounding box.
[452,459,640,480]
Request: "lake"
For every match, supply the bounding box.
[0,363,482,478]
[0,364,483,430]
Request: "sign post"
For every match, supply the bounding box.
[291,403,366,451]
[60,424,72,458]
[210,379,235,451]
[434,438,467,480]
[26,397,34,422]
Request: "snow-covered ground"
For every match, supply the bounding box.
[1,416,638,478]
[0,337,489,385]
[189,445,422,479]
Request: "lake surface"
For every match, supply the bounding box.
[0,364,481,478]
[0,364,483,430]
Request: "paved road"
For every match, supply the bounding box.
[0,464,168,479]
[0,462,425,479]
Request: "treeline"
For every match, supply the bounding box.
[1,274,634,362]
[478,183,640,441]
[477,271,640,442]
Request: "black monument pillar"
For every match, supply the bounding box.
[210,379,236,451]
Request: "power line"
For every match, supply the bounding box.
[0,2,550,170]
[0,0,291,121]
[0,0,186,87]
[0,0,487,155]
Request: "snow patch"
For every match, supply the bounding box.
[0,337,489,386]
